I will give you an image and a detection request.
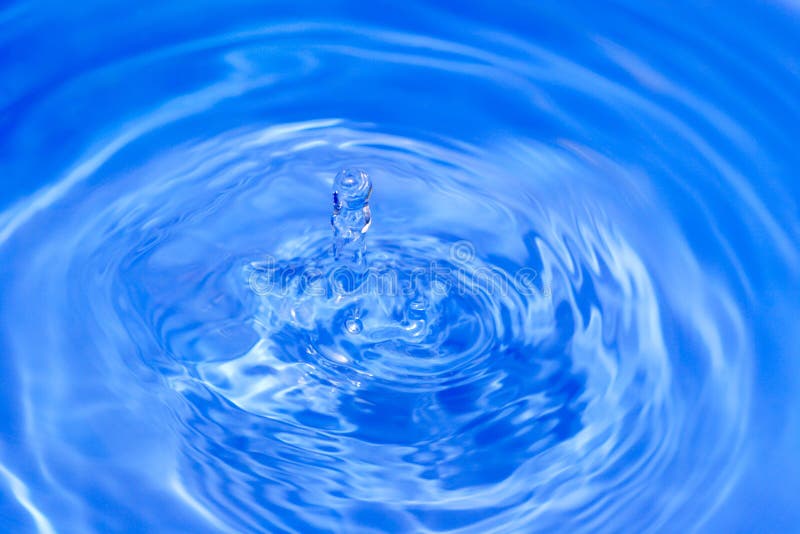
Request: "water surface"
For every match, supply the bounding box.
[1,2,799,532]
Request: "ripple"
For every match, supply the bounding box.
[1,3,796,532]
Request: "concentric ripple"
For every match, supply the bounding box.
[1,2,799,533]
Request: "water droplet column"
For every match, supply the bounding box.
[332,168,372,265]
[331,169,372,333]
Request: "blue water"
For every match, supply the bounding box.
[1,2,799,532]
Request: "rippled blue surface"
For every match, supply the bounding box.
[2,2,800,532]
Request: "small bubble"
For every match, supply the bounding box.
[345,317,363,335]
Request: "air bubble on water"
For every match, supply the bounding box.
[345,317,363,335]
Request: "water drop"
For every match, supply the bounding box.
[333,168,372,210]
